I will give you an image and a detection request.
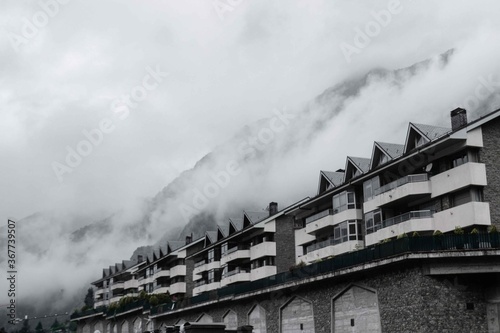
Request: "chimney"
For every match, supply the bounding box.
[450,108,467,131]
[185,233,193,245]
[269,202,278,216]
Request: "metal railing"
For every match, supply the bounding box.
[74,233,500,320]
[194,259,206,268]
[222,267,250,278]
[306,237,336,253]
[305,209,334,224]
[373,173,428,196]
[380,210,433,229]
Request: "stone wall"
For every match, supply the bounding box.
[274,215,296,274]
[480,117,500,229]
[149,262,491,332]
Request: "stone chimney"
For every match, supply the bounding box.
[451,108,467,131]
[269,202,278,216]
[185,233,193,245]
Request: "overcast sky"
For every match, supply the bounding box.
[1,0,500,315]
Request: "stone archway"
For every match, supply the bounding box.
[223,310,238,330]
[196,313,213,323]
[248,304,267,333]
[332,284,382,333]
[280,296,315,333]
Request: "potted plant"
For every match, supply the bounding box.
[470,228,480,249]
[489,225,499,248]
[433,230,443,250]
[454,226,465,249]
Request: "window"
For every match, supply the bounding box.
[452,152,468,168]
[333,191,358,213]
[365,210,382,234]
[208,249,215,263]
[363,177,380,201]
[333,220,362,244]
[377,153,388,167]
[451,190,470,207]
[221,243,228,256]
[208,270,215,283]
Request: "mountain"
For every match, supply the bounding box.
[5,48,500,330]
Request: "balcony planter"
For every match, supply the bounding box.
[489,225,499,248]
[469,228,480,249]
[433,230,443,250]
[454,226,465,249]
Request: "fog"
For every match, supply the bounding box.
[1,0,499,320]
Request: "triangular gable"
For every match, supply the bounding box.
[217,224,229,241]
[103,268,110,278]
[404,123,450,153]
[370,142,404,170]
[167,241,185,253]
[243,211,268,227]
[228,217,244,235]
[317,170,344,194]
[344,157,370,182]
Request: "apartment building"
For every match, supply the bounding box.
[92,258,143,307]
[189,200,308,296]
[135,237,204,299]
[292,108,492,264]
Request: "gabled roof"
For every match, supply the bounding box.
[167,241,185,252]
[370,142,404,170]
[317,170,344,194]
[404,122,450,153]
[344,157,370,182]
[103,268,110,278]
[229,217,244,234]
[217,224,229,241]
[243,211,269,227]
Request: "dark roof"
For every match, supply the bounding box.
[244,211,269,224]
[412,123,451,140]
[321,171,344,186]
[348,157,371,173]
[376,142,404,159]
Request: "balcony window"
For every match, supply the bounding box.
[365,210,382,234]
[333,191,358,214]
[452,153,468,168]
[333,220,362,244]
[208,270,214,283]
[221,243,228,256]
[363,177,380,201]
[208,249,215,263]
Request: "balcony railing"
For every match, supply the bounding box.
[306,237,335,253]
[194,259,206,268]
[222,267,250,278]
[119,233,500,318]
[380,210,433,230]
[305,209,334,224]
[194,280,206,288]
[223,245,250,256]
[373,174,428,196]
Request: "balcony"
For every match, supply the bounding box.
[94,300,106,308]
[124,280,138,290]
[364,174,431,212]
[221,247,250,265]
[220,268,250,286]
[153,268,170,278]
[365,210,434,246]
[300,238,363,264]
[434,201,491,232]
[250,241,276,261]
[169,282,186,295]
[193,260,220,275]
[95,288,105,296]
[193,282,207,296]
[170,265,186,278]
[431,162,487,197]
[110,282,124,291]
[305,209,334,234]
[295,227,316,246]
[250,265,276,281]
[138,275,154,287]
[153,284,169,294]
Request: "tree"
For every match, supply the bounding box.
[84,288,94,309]
[50,320,60,333]
[35,322,44,333]
[20,319,31,333]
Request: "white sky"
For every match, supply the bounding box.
[1,0,500,314]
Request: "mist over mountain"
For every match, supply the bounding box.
[2,44,500,329]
